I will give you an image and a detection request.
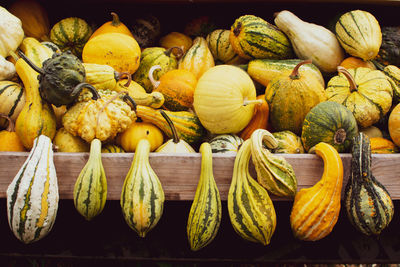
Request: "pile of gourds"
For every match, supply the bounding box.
[0,0,399,250]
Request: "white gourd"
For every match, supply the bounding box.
[0,56,16,80]
[0,6,24,58]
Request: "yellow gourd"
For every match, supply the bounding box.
[118,120,164,152]
[89,12,133,40]
[0,113,25,151]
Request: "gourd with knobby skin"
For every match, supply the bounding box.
[0,113,25,151]
[290,142,343,241]
[209,134,243,154]
[239,94,269,141]
[89,12,133,40]
[120,139,165,238]
[7,135,59,244]
[53,127,89,153]
[74,139,107,221]
[0,80,25,128]
[187,142,221,251]
[344,133,394,235]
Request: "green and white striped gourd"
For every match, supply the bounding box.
[0,80,25,128]
[74,139,107,221]
[6,135,59,244]
[187,142,221,251]
[206,29,245,65]
[209,134,243,153]
[228,139,276,245]
[120,138,165,237]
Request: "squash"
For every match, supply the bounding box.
[301,101,359,153]
[272,131,304,154]
[375,26,400,66]
[335,10,382,61]
[0,80,25,129]
[155,110,195,153]
[344,133,394,235]
[83,63,130,91]
[74,138,107,221]
[326,66,393,128]
[149,65,197,111]
[193,64,259,134]
[178,36,215,79]
[370,137,398,154]
[0,113,25,151]
[239,94,269,141]
[229,14,293,60]
[159,32,192,56]
[209,134,243,154]
[7,135,59,244]
[187,142,221,251]
[50,17,93,58]
[131,14,161,48]
[265,60,327,135]
[101,144,125,153]
[290,142,343,241]
[120,138,165,238]
[360,125,383,139]
[0,56,16,81]
[206,29,246,65]
[90,12,133,40]
[388,103,400,147]
[82,32,141,74]
[381,64,400,104]
[8,0,50,41]
[339,57,376,70]
[0,6,24,58]
[227,139,276,245]
[53,127,90,153]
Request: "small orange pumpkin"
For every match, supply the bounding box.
[89,12,133,40]
[0,113,25,151]
[159,32,192,56]
[239,94,269,140]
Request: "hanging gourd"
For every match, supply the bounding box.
[0,113,25,151]
[89,12,133,40]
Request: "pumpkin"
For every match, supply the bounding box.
[0,6,24,58]
[193,64,259,134]
[325,67,393,128]
[159,32,192,56]
[206,29,246,65]
[0,113,25,151]
[388,103,400,147]
[265,60,327,135]
[375,26,400,66]
[130,14,161,48]
[239,94,269,141]
[149,65,197,111]
[339,57,376,70]
[0,80,25,129]
[82,32,141,74]
[272,131,304,154]
[90,12,133,40]
[370,137,398,153]
[301,101,359,153]
[209,134,243,153]
[50,17,93,58]
[53,127,90,153]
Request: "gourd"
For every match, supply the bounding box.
[149,65,197,111]
[375,26,400,66]
[8,0,50,41]
[187,142,221,251]
[380,64,400,104]
[360,125,383,139]
[239,94,269,141]
[74,139,107,221]
[272,131,304,154]
[229,14,293,60]
[131,15,161,48]
[0,6,24,58]
[228,139,276,245]
[120,139,165,238]
[82,32,141,74]
[301,101,359,153]
[83,63,130,90]
[50,17,93,58]
[339,57,376,70]
[335,10,382,61]
[265,60,327,135]
[101,144,125,153]
[159,32,192,56]
[184,16,216,38]
[370,137,398,154]
[136,105,206,145]
[89,12,133,40]
[250,129,297,197]
[156,110,195,153]
[344,133,394,235]
[7,135,59,244]
[178,37,215,79]
[325,66,393,128]
[206,29,245,65]
[0,56,16,80]
[274,10,345,73]
[0,113,25,151]
[209,134,243,154]
[290,142,343,241]
[193,64,260,134]
[0,80,25,128]
[388,103,400,147]
[53,127,90,153]
[14,38,57,149]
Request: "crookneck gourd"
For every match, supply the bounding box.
[6,135,59,244]
[187,142,221,251]
[344,133,394,235]
[120,138,165,238]
[290,142,343,241]
[250,129,297,197]
[228,139,276,246]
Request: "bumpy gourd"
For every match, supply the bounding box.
[7,135,59,244]
[228,139,276,245]
[74,139,107,221]
[120,139,165,238]
[187,142,221,251]
[344,133,394,235]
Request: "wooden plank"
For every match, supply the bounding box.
[0,152,399,200]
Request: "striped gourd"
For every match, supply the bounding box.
[0,81,25,128]
[335,10,382,61]
[229,15,293,60]
[209,134,243,153]
[120,139,165,237]
[83,63,129,91]
[250,129,297,197]
[382,64,400,104]
[74,139,107,221]
[187,142,221,251]
[101,144,125,153]
[228,139,276,246]
[344,133,394,235]
[206,29,245,65]
[50,17,93,57]
[6,135,59,244]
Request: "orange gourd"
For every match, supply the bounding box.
[159,32,192,56]
[239,94,269,140]
[370,137,398,153]
[0,113,25,151]
[89,12,133,40]
[339,56,376,70]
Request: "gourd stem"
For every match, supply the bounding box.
[122,93,137,111]
[110,12,121,26]
[0,113,14,132]
[165,46,184,59]
[17,50,45,75]
[243,99,263,106]
[337,66,358,92]
[160,109,180,143]
[290,59,312,80]
[115,71,131,85]
[149,65,162,89]
[71,83,100,100]
[233,22,242,37]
